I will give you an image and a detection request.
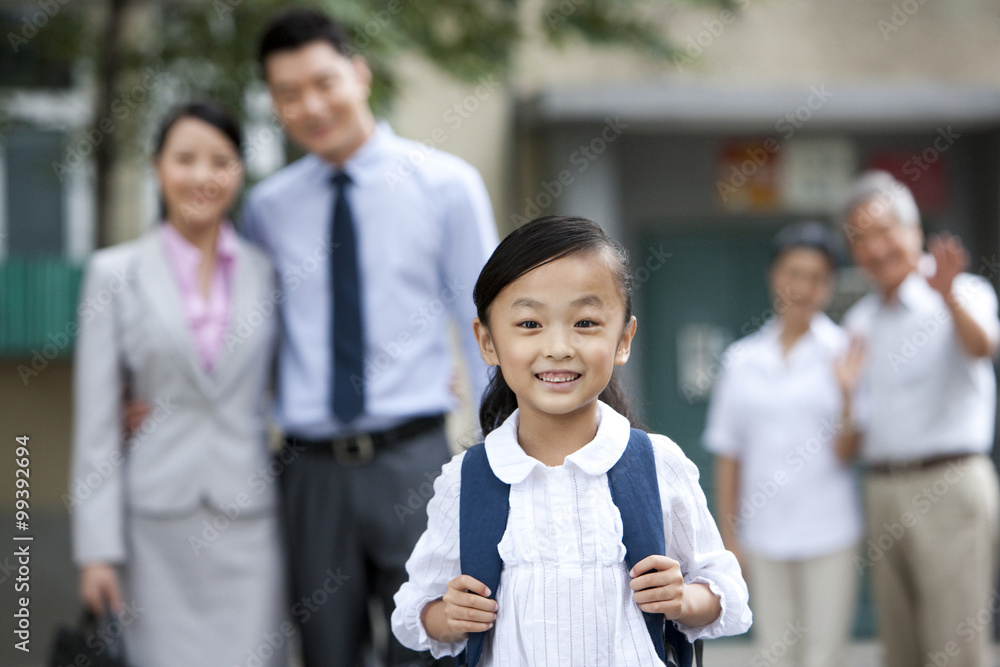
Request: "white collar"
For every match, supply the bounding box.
[756,312,841,356]
[893,263,938,311]
[483,401,633,484]
[337,120,393,183]
[304,120,395,186]
[806,312,843,348]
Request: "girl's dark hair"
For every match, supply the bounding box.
[154,101,243,158]
[257,8,353,73]
[153,102,243,221]
[473,215,640,435]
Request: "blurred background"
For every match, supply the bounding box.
[2,0,1000,664]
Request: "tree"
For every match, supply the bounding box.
[4,0,733,249]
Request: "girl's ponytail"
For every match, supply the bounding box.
[598,373,641,430]
[479,369,518,436]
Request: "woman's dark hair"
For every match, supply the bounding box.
[153,102,243,221]
[154,101,242,158]
[473,215,640,435]
[770,220,844,271]
[257,8,353,73]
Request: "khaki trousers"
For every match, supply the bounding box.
[862,454,999,667]
[746,545,860,667]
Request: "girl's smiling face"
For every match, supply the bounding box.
[474,249,636,424]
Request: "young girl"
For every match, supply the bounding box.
[391,216,751,665]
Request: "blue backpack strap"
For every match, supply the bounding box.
[459,443,510,667]
[609,428,696,667]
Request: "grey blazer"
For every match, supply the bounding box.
[70,229,279,564]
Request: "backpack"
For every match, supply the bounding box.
[458,428,704,667]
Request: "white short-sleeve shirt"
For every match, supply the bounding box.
[392,402,752,665]
[842,266,999,462]
[703,314,864,561]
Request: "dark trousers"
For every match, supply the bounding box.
[279,424,456,667]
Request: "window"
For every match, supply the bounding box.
[4,127,65,256]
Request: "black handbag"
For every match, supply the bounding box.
[48,609,127,667]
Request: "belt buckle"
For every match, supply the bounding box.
[333,433,375,466]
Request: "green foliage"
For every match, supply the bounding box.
[129,0,527,122]
[540,0,674,58]
[4,0,728,119]
[0,4,87,90]
[0,0,730,242]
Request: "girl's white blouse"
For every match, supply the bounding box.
[392,402,752,666]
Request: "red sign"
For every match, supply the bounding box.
[867,142,950,215]
[715,139,781,211]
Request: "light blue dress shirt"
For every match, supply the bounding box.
[242,122,498,438]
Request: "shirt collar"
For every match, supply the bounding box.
[754,312,841,362]
[806,312,842,348]
[323,120,394,186]
[483,401,633,484]
[892,261,937,311]
[756,317,782,344]
[215,221,239,264]
[161,221,238,272]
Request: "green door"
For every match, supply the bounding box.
[636,228,773,490]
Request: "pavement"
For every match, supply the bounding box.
[706,638,881,666]
[707,640,1000,666]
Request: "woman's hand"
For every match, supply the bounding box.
[833,335,866,463]
[833,335,866,399]
[421,575,498,644]
[123,398,150,439]
[80,562,123,616]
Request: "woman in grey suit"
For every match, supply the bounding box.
[70,102,285,666]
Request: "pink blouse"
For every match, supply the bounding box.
[160,222,237,373]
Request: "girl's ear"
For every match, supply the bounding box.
[473,318,499,366]
[615,316,637,366]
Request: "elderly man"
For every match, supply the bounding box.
[842,170,1000,667]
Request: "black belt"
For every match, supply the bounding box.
[285,415,445,466]
[867,452,975,476]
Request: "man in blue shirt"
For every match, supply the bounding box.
[244,9,498,665]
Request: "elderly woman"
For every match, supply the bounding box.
[703,221,864,667]
[70,102,284,666]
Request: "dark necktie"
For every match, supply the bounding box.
[330,171,365,423]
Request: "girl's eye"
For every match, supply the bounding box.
[517,321,541,329]
[576,320,598,328]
